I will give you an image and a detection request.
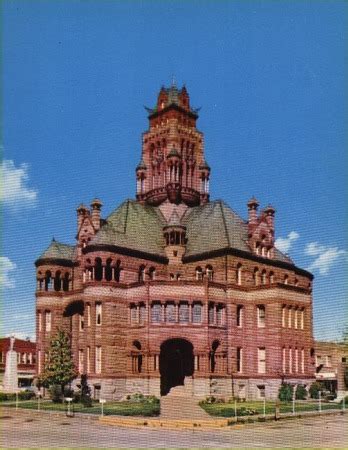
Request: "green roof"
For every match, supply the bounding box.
[88,199,292,264]
[90,200,166,256]
[37,240,75,262]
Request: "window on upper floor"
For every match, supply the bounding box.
[96,303,102,326]
[282,306,286,328]
[237,305,244,327]
[95,346,102,374]
[257,305,265,328]
[261,270,267,285]
[151,302,161,323]
[195,267,203,281]
[206,265,213,281]
[179,302,189,323]
[45,311,51,332]
[192,302,202,324]
[236,264,242,285]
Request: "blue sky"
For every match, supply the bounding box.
[1,0,347,341]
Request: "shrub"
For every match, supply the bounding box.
[0,393,10,401]
[278,383,294,402]
[18,390,36,401]
[49,384,63,403]
[295,384,307,400]
[309,382,322,399]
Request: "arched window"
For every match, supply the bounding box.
[44,271,52,291]
[62,272,70,291]
[114,260,121,282]
[269,271,274,284]
[284,274,289,285]
[294,278,299,286]
[261,270,267,285]
[105,258,112,282]
[206,265,213,281]
[257,305,266,328]
[148,267,156,280]
[54,271,61,291]
[95,258,103,281]
[138,265,146,282]
[132,340,142,373]
[236,264,242,285]
[195,267,203,281]
[254,268,259,286]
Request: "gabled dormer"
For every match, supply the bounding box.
[247,197,275,258]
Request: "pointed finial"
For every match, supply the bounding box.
[171,74,176,87]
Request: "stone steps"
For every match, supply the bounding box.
[160,385,210,420]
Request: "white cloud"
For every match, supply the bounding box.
[0,159,37,207]
[305,242,346,275]
[0,256,16,288]
[275,231,299,254]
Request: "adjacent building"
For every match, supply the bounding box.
[35,84,316,400]
[0,337,36,389]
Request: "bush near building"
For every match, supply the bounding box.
[278,383,294,402]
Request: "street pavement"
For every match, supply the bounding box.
[1,409,347,448]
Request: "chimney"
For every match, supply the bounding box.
[264,204,275,230]
[76,204,88,229]
[247,197,259,225]
[90,198,103,231]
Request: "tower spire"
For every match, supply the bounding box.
[136,84,210,207]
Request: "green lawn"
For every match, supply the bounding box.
[3,400,160,417]
[200,400,342,417]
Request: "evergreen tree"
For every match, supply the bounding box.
[39,330,77,401]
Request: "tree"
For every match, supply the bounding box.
[39,330,77,401]
[295,384,307,400]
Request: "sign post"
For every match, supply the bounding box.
[65,397,73,417]
[100,399,106,417]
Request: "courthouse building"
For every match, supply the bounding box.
[35,84,315,400]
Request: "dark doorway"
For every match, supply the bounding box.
[159,338,194,396]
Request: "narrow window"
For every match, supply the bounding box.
[257,305,266,328]
[45,311,51,332]
[148,267,156,280]
[216,304,224,326]
[261,270,267,285]
[237,347,243,373]
[79,314,84,331]
[295,348,299,373]
[151,302,161,323]
[95,346,102,374]
[206,265,213,281]
[237,264,242,285]
[270,271,274,284]
[138,265,146,282]
[254,268,259,286]
[194,355,200,371]
[139,303,146,324]
[237,305,243,327]
[282,306,286,328]
[130,304,138,324]
[86,346,90,374]
[166,302,176,323]
[282,347,286,373]
[294,308,298,329]
[192,303,202,324]
[289,348,293,374]
[78,349,84,373]
[284,274,289,285]
[179,302,189,323]
[96,303,102,326]
[301,348,305,373]
[258,347,266,374]
[300,309,304,329]
[195,267,203,281]
[288,307,292,328]
[105,258,113,282]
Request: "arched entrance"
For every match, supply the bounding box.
[159,338,194,396]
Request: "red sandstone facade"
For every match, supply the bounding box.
[35,84,315,400]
